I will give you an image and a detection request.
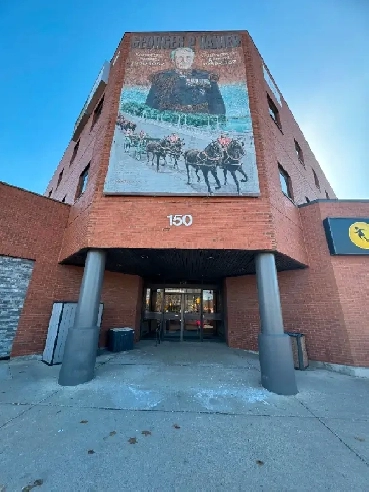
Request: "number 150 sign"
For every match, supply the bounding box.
[167,214,193,227]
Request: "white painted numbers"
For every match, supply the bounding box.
[167,215,193,227]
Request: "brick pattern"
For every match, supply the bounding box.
[0,256,34,357]
[0,183,70,356]
[225,275,259,351]
[317,202,369,366]
[242,35,335,264]
[225,200,369,367]
[52,266,142,347]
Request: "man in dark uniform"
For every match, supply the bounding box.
[145,47,226,115]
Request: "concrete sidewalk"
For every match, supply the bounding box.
[0,341,368,491]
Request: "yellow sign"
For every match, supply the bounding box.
[348,222,369,250]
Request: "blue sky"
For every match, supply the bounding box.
[0,0,368,199]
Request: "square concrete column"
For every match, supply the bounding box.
[58,249,106,386]
[255,253,298,395]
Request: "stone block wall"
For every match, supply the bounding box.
[0,256,34,358]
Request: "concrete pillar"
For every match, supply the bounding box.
[255,253,298,395]
[58,249,106,386]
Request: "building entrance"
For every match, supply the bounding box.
[141,284,224,342]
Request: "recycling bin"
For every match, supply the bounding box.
[286,332,309,370]
[108,327,134,352]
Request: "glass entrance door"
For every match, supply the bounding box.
[163,292,183,340]
[141,285,224,342]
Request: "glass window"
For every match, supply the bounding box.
[81,170,89,193]
[267,94,281,130]
[203,290,216,314]
[164,293,181,313]
[57,169,63,188]
[145,288,151,310]
[278,164,293,200]
[76,163,90,200]
[294,139,304,164]
[147,288,163,312]
[70,140,80,165]
[91,96,104,129]
[184,293,201,314]
[313,169,320,189]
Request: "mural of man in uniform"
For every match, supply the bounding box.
[145,47,226,115]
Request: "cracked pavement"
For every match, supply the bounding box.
[0,341,368,491]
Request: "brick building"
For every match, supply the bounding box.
[1,30,368,394]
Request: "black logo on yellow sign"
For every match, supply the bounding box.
[349,222,369,250]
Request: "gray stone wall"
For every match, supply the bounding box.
[0,256,34,358]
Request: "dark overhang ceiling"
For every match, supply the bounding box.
[61,248,306,282]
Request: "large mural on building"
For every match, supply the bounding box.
[104,32,259,196]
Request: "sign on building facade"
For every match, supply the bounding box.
[324,217,369,255]
[104,32,259,197]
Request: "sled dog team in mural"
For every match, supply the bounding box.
[115,114,249,195]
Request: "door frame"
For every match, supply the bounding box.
[141,282,224,342]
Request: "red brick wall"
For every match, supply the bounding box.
[53,266,143,348]
[10,259,142,356]
[225,201,369,367]
[44,30,339,266]
[312,202,369,366]
[0,183,71,356]
[243,35,335,265]
[45,31,339,263]
[225,275,259,350]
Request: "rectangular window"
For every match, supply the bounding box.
[91,96,104,129]
[278,164,293,200]
[313,169,320,189]
[325,190,329,199]
[70,140,80,165]
[57,169,63,188]
[294,139,304,165]
[76,163,90,199]
[267,94,282,130]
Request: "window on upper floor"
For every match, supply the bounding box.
[305,196,310,203]
[267,94,282,131]
[75,162,90,200]
[278,163,293,200]
[57,169,63,188]
[70,140,80,165]
[91,96,104,130]
[325,190,330,199]
[48,189,53,197]
[62,196,66,203]
[294,139,304,165]
[312,169,320,189]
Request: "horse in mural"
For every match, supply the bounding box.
[147,138,186,171]
[165,138,186,169]
[221,139,248,195]
[184,141,223,195]
[146,140,167,169]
